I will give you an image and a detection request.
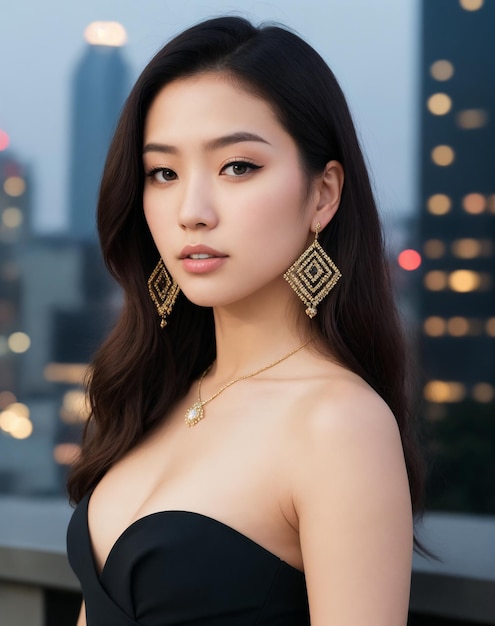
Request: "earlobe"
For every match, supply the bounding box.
[313,160,344,230]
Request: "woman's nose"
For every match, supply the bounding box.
[178,177,218,230]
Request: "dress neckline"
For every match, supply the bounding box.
[82,491,305,579]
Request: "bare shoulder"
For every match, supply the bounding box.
[284,362,413,625]
[288,362,401,448]
[288,361,409,502]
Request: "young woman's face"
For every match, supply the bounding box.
[143,72,316,310]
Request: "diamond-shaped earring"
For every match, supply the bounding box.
[147,259,180,328]
[283,223,341,318]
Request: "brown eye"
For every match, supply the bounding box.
[221,161,262,177]
[147,168,177,182]
[232,163,249,175]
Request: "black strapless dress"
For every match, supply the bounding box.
[67,492,310,625]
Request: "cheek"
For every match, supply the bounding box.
[236,186,308,277]
[143,192,173,242]
[240,174,308,249]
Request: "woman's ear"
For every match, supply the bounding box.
[311,160,344,231]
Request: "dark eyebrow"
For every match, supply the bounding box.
[143,132,270,155]
[205,132,270,151]
[143,143,177,155]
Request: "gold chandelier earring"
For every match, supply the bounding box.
[147,258,180,328]
[283,223,342,318]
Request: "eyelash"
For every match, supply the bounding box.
[220,159,263,176]
[145,167,177,182]
[144,160,262,183]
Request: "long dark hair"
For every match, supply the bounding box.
[68,16,425,547]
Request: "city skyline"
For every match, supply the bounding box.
[0,0,418,234]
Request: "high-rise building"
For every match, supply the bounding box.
[0,25,130,493]
[418,0,495,511]
[68,22,129,240]
[63,22,127,370]
[0,145,32,398]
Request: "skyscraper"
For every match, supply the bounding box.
[68,22,129,240]
[0,145,31,398]
[418,0,495,511]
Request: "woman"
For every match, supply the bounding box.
[67,16,423,626]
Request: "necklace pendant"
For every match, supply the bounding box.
[185,401,205,427]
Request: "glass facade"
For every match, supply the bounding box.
[418,0,495,513]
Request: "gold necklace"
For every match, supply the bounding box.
[184,341,310,427]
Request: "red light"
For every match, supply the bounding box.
[398,249,421,271]
[0,129,10,152]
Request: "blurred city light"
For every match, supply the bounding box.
[424,380,466,403]
[0,403,33,439]
[0,410,18,433]
[60,389,91,423]
[398,249,421,271]
[427,193,451,215]
[462,192,486,214]
[459,0,484,11]
[456,108,488,129]
[424,239,446,258]
[424,270,448,290]
[427,93,452,115]
[431,145,455,166]
[8,402,29,418]
[423,316,446,337]
[446,316,469,336]
[423,317,487,337]
[430,59,454,81]
[448,269,481,292]
[451,238,482,258]
[3,176,26,197]
[0,129,9,151]
[44,362,88,384]
[8,331,31,353]
[2,207,23,228]
[53,442,81,465]
[472,383,494,403]
[10,416,33,439]
[84,22,127,47]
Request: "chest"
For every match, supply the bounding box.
[88,388,304,573]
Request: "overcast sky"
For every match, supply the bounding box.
[0,0,419,233]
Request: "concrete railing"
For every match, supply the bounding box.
[0,497,79,626]
[411,512,495,624]
[0,497,494,626]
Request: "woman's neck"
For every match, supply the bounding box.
[210,287,311,382]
